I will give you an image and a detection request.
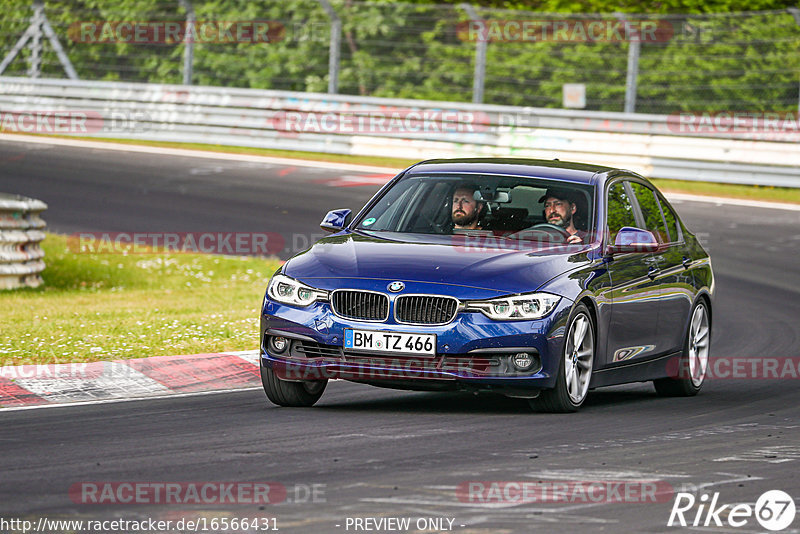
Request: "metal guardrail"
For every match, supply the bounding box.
[0,193,47,289]
[0,77,798,187]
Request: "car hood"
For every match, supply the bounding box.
[283,231,591,296]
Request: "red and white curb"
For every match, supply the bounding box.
[0,350,261,409]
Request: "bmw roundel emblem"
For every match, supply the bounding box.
[387,281,405,293]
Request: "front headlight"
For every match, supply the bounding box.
[464,292,561,320]
[267,274,328,307]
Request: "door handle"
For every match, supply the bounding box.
[682,256,693,269]
[647,266,660,279]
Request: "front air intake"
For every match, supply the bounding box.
[331,290,389,321]
[395,295,459,325]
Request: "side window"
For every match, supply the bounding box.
[630,182,668,243]
[656,193,681,243]
[606,181,637,243]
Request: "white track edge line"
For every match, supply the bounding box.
[664,192,800,211]
[0,133,400,173]
[0,386,263,413]
[3,134,798,210]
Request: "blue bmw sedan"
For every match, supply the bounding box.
[260,158,713,412]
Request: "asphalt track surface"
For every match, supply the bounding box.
[1,138,799,533]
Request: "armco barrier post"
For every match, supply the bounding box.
[179,0,195,85]
[0,194,47,289]
[459,3,486,104]
[28,0,44,78]
[617,12,640,114]
[316,0,341,94]
[789,8,800,114]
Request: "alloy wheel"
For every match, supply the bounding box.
[687,304,710,387]
[564,312,594,404]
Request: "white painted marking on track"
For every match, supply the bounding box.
[225,350,260,366]
[328,428,459,440]
[222,350,260,357]
[664,192,800,212]
[315,174,395,187]
[11,361,169,403]
[714,445,800,464]
[5,134,797,211]
[0,386,263,412]
[521,468,690,480]
[683,473,765,492]
[358,495,627,516]
[189,166,223,175]
[0,133,399,173]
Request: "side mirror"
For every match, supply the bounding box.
[607,227,659,255]
[320,209,352,233]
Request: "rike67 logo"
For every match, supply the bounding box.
[668,490,796,531]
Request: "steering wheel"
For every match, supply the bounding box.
[505,223,572,242]
[528,223,571,240]
[418,212,448,234]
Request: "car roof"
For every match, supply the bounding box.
[405,158,617,185]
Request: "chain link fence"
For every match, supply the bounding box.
[1,0,799,115]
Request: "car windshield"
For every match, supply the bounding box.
[354,174,594,248]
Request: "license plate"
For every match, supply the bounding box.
[344,329,436,356]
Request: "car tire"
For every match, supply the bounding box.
[654,300,710,397]
[530,303,595,413]
[260,363,327,407]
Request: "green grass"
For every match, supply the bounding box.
[649,178,800,204]
[0,234,281,366]
[23,133,800,204]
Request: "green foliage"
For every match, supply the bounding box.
[606,182,637,242]
[637,12,800,112]
[402,0,799,13]
[1,0,798,112]
[629,182,667,241]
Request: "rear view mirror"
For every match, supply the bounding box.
[320,209,352,233]
[607,227,659,255]
[475,189,510,203]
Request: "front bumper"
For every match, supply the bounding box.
[260,295,574,393]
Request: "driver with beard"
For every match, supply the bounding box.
[451,184,485,230]
[539,188,587,244]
